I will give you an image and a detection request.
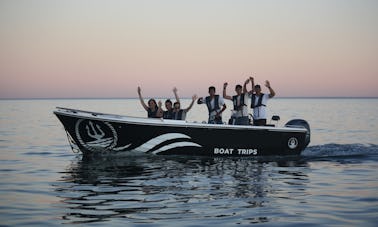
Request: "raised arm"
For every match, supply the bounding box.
[265,80,276,98]
[184,95,198,112]
[243,77,255,94]
[250,77,255,94]
[173,87,180,103]
[243,78,250,94]
[137,86,149,111]
[156,100,163,118]
[223,82,232,100]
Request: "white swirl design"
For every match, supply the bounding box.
[151,142,202,154]
[113,143,132,151]
[133,133,202,154]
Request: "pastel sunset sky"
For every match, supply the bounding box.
[0,0,377,98]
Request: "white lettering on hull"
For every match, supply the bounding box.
[214,148,258,155]
[237,148,258,155]
[214,148,234,155]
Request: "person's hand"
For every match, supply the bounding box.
[250,77,254,82]
[223,82,228,89]
[192,95,198,101]
[158,100,162,107]
[265,80,271,88]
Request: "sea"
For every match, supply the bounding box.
[0,98,377,226]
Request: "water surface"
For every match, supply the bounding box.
[0,98,377,226]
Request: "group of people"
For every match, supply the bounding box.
[137,77,275,126]
[137,87,197,121]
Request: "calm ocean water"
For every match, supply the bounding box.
[0,98,377,226]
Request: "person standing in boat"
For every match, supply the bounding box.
[172,94,198,120]
[244,77,276,126]
[223,82,249,125]
[162,87,180,119]
[197,86,227,124]
[137,86,163,118]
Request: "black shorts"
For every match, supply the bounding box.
[208,116,223,124]
[229,116,250,125]
[253,119,266,126]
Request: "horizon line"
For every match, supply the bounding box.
[1,96,378,100]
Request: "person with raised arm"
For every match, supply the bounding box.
[244,77,276,126]
[197,86,227,124]
[162,87,181,119]
[223,82,249,125]
[137,86,163,118]
[172,89,197,120]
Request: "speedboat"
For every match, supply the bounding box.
[54,107,310,157]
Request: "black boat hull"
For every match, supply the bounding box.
[54,108,310,157]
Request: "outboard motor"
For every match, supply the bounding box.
[285,119,311,147]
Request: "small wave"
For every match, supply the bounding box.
[23,151,54,155]
[302,143,378,158]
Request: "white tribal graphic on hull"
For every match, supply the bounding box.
[75,120,201,154]
[75,119,118,152]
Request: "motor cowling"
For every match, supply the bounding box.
[285,119,311,147]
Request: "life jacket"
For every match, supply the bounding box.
[163,110,173,119]
[173,109,184,120]
[147,107,159,118]
[251,93,266,108]
[232,94,245,110]
[205,95,220,114]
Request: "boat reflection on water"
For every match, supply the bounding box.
[55,154,310,225]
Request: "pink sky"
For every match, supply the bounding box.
[0,0,377,98]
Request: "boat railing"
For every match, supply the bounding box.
[55,107,124,119]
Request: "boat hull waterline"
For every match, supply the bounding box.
[54,107,310,157]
